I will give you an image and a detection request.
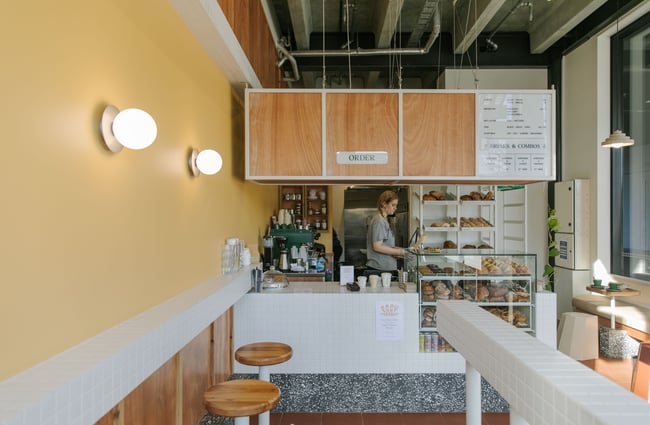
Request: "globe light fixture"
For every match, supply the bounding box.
[100,105,158,153]
[189,148,223,176]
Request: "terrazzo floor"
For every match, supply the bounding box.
[200,412,510,425]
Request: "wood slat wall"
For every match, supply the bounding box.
[218,0,284,88]
[94,309,233,425]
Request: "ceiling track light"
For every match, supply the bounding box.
[100,105,157,153]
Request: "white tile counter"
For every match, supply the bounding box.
[234,282,465,374]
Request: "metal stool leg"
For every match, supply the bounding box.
[258,366,271,425]
[259,365,271,382]
[234,417,249,425]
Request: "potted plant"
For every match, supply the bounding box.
[543,208,560,291]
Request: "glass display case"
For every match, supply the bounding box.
[406,251,536,353]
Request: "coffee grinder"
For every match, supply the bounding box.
[262,235,274,271]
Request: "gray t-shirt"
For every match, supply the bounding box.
[366,212,397,271]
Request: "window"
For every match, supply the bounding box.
[611,13,650,281]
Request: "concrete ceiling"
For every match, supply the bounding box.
[265,0,621,88]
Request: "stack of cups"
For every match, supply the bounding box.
[227,238,240,272]
[241,248,251,266]
[221,238,250,274]
[222,244,234,274]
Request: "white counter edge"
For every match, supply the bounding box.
[0,266,254,425]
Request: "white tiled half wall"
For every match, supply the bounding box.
[0,268,253,425]
[437,300,650,425]
[234,287,466,374]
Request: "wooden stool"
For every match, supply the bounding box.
[235,342,292,425]
[235,342,293,381]
[203,379,280,425]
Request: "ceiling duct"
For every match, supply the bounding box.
[289,0,441,58]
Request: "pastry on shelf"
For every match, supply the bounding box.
[421,282,435,301]
[433,281,451,300]
[421,307,435,327]
[443,240,457,249]
[459,190,495,201]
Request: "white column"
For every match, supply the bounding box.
[466,361,481,425]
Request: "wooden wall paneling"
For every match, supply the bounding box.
[180,327,212,425]
[326,93,399,176]
[250,1,279,88]
[402,93,476,176]
[248,92,323,176]
[122,357,177,425]
[213,307,234,384]
[218,0,280,88]
[94,404,122,425]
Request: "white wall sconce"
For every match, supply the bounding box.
[100,105,158,153]
[601,130,635,149]
[189,148,223,176]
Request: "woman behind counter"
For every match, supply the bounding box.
[365,190,407,275]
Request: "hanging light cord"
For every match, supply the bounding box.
[346,0,352,88]
[321,0,326,88]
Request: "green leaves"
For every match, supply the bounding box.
[544,208,560,284]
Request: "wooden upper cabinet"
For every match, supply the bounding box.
[326,92,399,176]
[402,93,476,176]
[248,92,322,176]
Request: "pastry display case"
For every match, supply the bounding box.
[406,252,536,352]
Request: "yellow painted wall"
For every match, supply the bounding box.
[0,0,277,380]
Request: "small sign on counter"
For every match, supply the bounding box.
[340,265,354,285]
[376,301,404,341]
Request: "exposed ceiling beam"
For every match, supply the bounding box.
[373,0,405,47]
[529,0,608,54]
[288,0,312,50]
[453,0,506,54]
[407,0,440,47]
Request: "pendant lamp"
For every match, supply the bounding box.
[602,0,635,149]
[602,130,635,148]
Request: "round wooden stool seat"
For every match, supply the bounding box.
[203,379,280,418]
[235,342,293,367]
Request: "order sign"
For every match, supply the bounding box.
[476,92,554,179]
[375,301,404,341]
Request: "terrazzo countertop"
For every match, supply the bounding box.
[256,281,407,294]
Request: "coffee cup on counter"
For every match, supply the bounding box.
[369,275,380,288]
[381,272,392,288]
[357,276,367,288]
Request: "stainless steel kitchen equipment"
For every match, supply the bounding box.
[343,186,410,270]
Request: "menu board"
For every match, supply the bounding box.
[476,92,554,178]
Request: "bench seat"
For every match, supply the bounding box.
[572,293,650,341]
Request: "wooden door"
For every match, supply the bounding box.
[248,92,322,176]
[326,92,399,176]
[403,93,475,176]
